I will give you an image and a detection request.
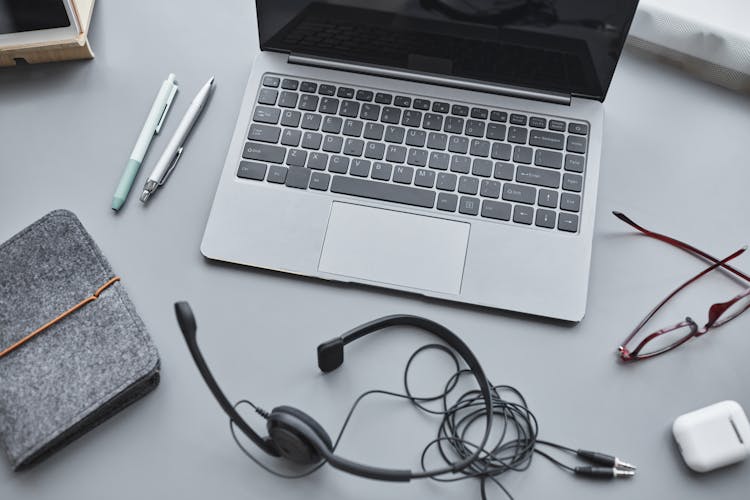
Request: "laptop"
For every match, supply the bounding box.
[201,0,640,321]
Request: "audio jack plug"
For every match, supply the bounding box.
[575,466,635,479]
[576,450,637,471]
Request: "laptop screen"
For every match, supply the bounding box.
[256,0,639,101]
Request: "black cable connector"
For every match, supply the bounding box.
[577,450,637,470]
[575,466,635,479]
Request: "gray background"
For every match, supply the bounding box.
[2,1,750,499]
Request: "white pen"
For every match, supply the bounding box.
[140,76,215,203]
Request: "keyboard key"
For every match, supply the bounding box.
[459,197,480,215]
[491,142,512,161]
[444,116,464,134]
[535,150,563,169]
[472,158,493,177]
[329,155,350,173]
[568,122,588,135]
[350,158,371,177]
[285,166,310,188]
[407,148,428,167]
[448,136,469,154]
[560,192,581,212]
[490,110,508,122]
[299,94,319,111]
[331,175,435,208]
[300,81,317,93]
[356,90,373,102]
[319,97,339,114]
[318,84,336,96]
[394,96,412,107]
[268,165,288,183]
[280,110,301,127]
[342,119,363,136]
[363,123,384,140]
[344,138,365,156]
[281,78,299,90]
[360,103,381,121]
[301,113,322,130]
[562,173,583,192]
[415,169,436,188]
[493,162,514,180]
[405,129,427,147]
[253,106,280,124]
[322,116,343,134]
[310,171,331,190]
[426,132,447,150]
[436,172,457,191]
[402,110,423,127]
[465,120,485,137]
[423,113,443,131]
[529,130,564,150]
[364,141,386,160]
[535,209,556,228]
[337,87,355,98]
[480,179,501,198]
[469,139,490,157]
[429,151,450,170]
[257,88,278,105]
[277,91,298,108]
[375,92,393,104]
[385,126,405,143]
[566,136,587,153]
[381,107,401,124]
[437,193,458,212]
[549,120,566,132]
[248,124,281,143]
[450,156,471,174]
[513,205,534,225]
[286,149,307,167]
[302,132,322,149]
[470,107,488,119]
[237,161,266,180]
[451,105,469,116]
[538,189,558,208]
[458,176,479,195]
[262,75,280,87]
[371,162,392,181]
[340,100,360,117]
[564,154,585,172]
[413,99,430,110]
[307,152,328,170]
[386,145,407,163]
[432,101,450,113]
[516,165,560,188]
[393,165,414,184]
[508,126,528,144]
[558,213,579,232]
[513,146,533,164]
[502,183,536,204]
[529,117,547,129]
[486,123,506,141]
[481,200,511,221]
[510,113,527,125]
[243,142,286,164]
[322,135,343,153]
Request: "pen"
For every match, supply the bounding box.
[139,76,215,203]
[112,73,178,211]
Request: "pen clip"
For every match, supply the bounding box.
[160,147,183,185]
[155,83,179,134]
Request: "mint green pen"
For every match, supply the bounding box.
[112,73,178,211]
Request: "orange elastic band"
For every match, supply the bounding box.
[0,276,121,359]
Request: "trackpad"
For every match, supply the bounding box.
[318,203,469,294]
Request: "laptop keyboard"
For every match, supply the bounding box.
[238,73,589,233]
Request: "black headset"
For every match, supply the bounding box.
[174,301,493,482]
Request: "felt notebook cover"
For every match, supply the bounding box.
[0,210,159,470]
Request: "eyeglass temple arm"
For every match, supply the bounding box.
[621,246,747,351]
[613,212,750,284]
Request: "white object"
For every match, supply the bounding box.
[673,400,750,473]
[628,0,750,92]
[0,0,80,48]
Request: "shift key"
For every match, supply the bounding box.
[243,142,286,164]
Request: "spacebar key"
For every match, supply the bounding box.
[331,176,435,208]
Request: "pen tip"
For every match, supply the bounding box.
[139,190,151,203]
[208,76,215,86]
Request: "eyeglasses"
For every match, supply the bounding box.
[614,212,750,362]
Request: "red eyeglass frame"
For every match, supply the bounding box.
[613,212,750,362]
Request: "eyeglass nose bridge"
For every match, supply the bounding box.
[684,316,705,337]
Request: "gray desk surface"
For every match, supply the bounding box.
[2,2,750,499]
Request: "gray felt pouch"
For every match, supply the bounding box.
[0,210,160,470]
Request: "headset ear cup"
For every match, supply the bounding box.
[267,406,333,465]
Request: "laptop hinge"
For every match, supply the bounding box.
[288,54,571,106]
